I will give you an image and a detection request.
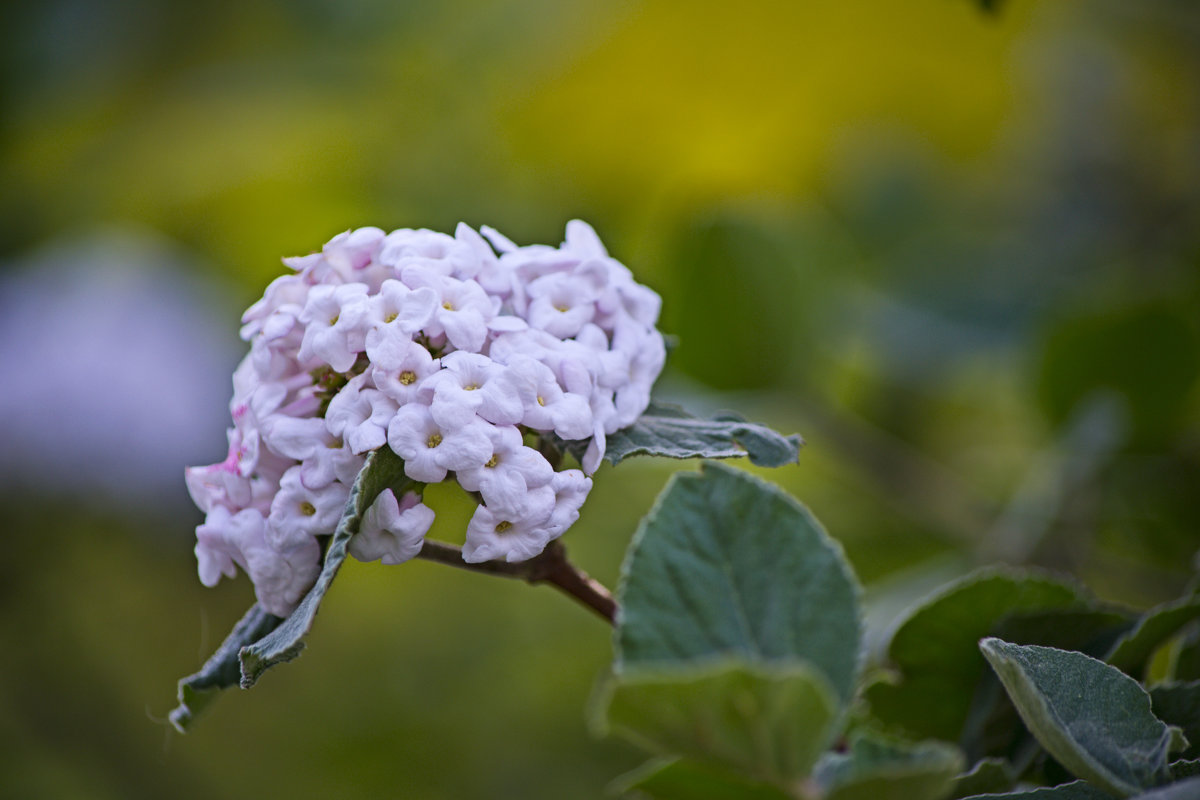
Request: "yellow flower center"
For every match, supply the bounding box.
[299,502,317,517]
[536,396,546,406]
[384,311,399,323]
[426,433,443,448]
[494,520,513,533]
[399,370,417,385]
[328,314,339,326]
[485,455,498,468]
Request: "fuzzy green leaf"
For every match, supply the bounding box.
[238,446,412,688]
[169,603,281,732]
[813,732,964,800]
[980,638,1182,797]
[569,402,802,468]
[616,462,862,703]
[598,661,840,788]
[866,568,1094,741]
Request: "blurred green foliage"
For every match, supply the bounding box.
[2,0,1199,797]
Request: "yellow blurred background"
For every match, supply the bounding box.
[2,1,1198,797]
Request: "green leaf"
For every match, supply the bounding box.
[958,780,1112,799]
[570,402,803,468]
[609,757,794,800]
[948,758,1016,798]
[1106,597,1200,678]
[813,731,964,800]
[169,603,281,732]
[1132,776,1200,799]
[866,568,1093,741]
[960,609,1134,759]
[1170,760,1200,780]
[616,461,862,703]
[1150,682,1200,760]
[238,446,412,688]
[980,638,1182,797]
[598,661,840,788]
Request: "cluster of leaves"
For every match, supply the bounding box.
[172,399,1200,800]
[595,464,1200,799]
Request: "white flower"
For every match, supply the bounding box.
[379,227,481,280]
[195,505,257,587]
[370,339,440,406]
[243,530,322,617]
[526,271,598,338]
[402,271,494,353]
[461,485,557,563]
[297,282,371,371]
[324,373,397,454]
[267,466,350,549]
[363,279,438,363]
[349,489,435,565]
[542,469,592,536]
[386,403,492,483]
[455,423,554,513]
[506,355,593,440]
[423,351,524,429]
[261,415,362,489]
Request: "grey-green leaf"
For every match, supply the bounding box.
[169,603,282,732]
[609,757,794,800]
[598,661,840,788]
[1105,597,1200,678]
[616,461,862,703]
[583,402,803,468]
[980,638,1181,797]
[813,732,964,800]
[238,446,412,688]
[867,568,1094,741]
[1151,682,1200,760]
[958,780,1112,799]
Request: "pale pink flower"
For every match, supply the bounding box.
[349,489,436,565]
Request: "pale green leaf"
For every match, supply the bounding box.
[598,661,840,788]
[980,638,1181,797]
[813,731,964,800]
[616,462,862,703]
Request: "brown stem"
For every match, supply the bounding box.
[416,539,616,625]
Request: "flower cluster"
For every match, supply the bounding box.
[186,221,665,616]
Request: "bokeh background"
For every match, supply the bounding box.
[2,0,1198,797]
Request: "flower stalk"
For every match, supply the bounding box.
[416,539,617,624]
